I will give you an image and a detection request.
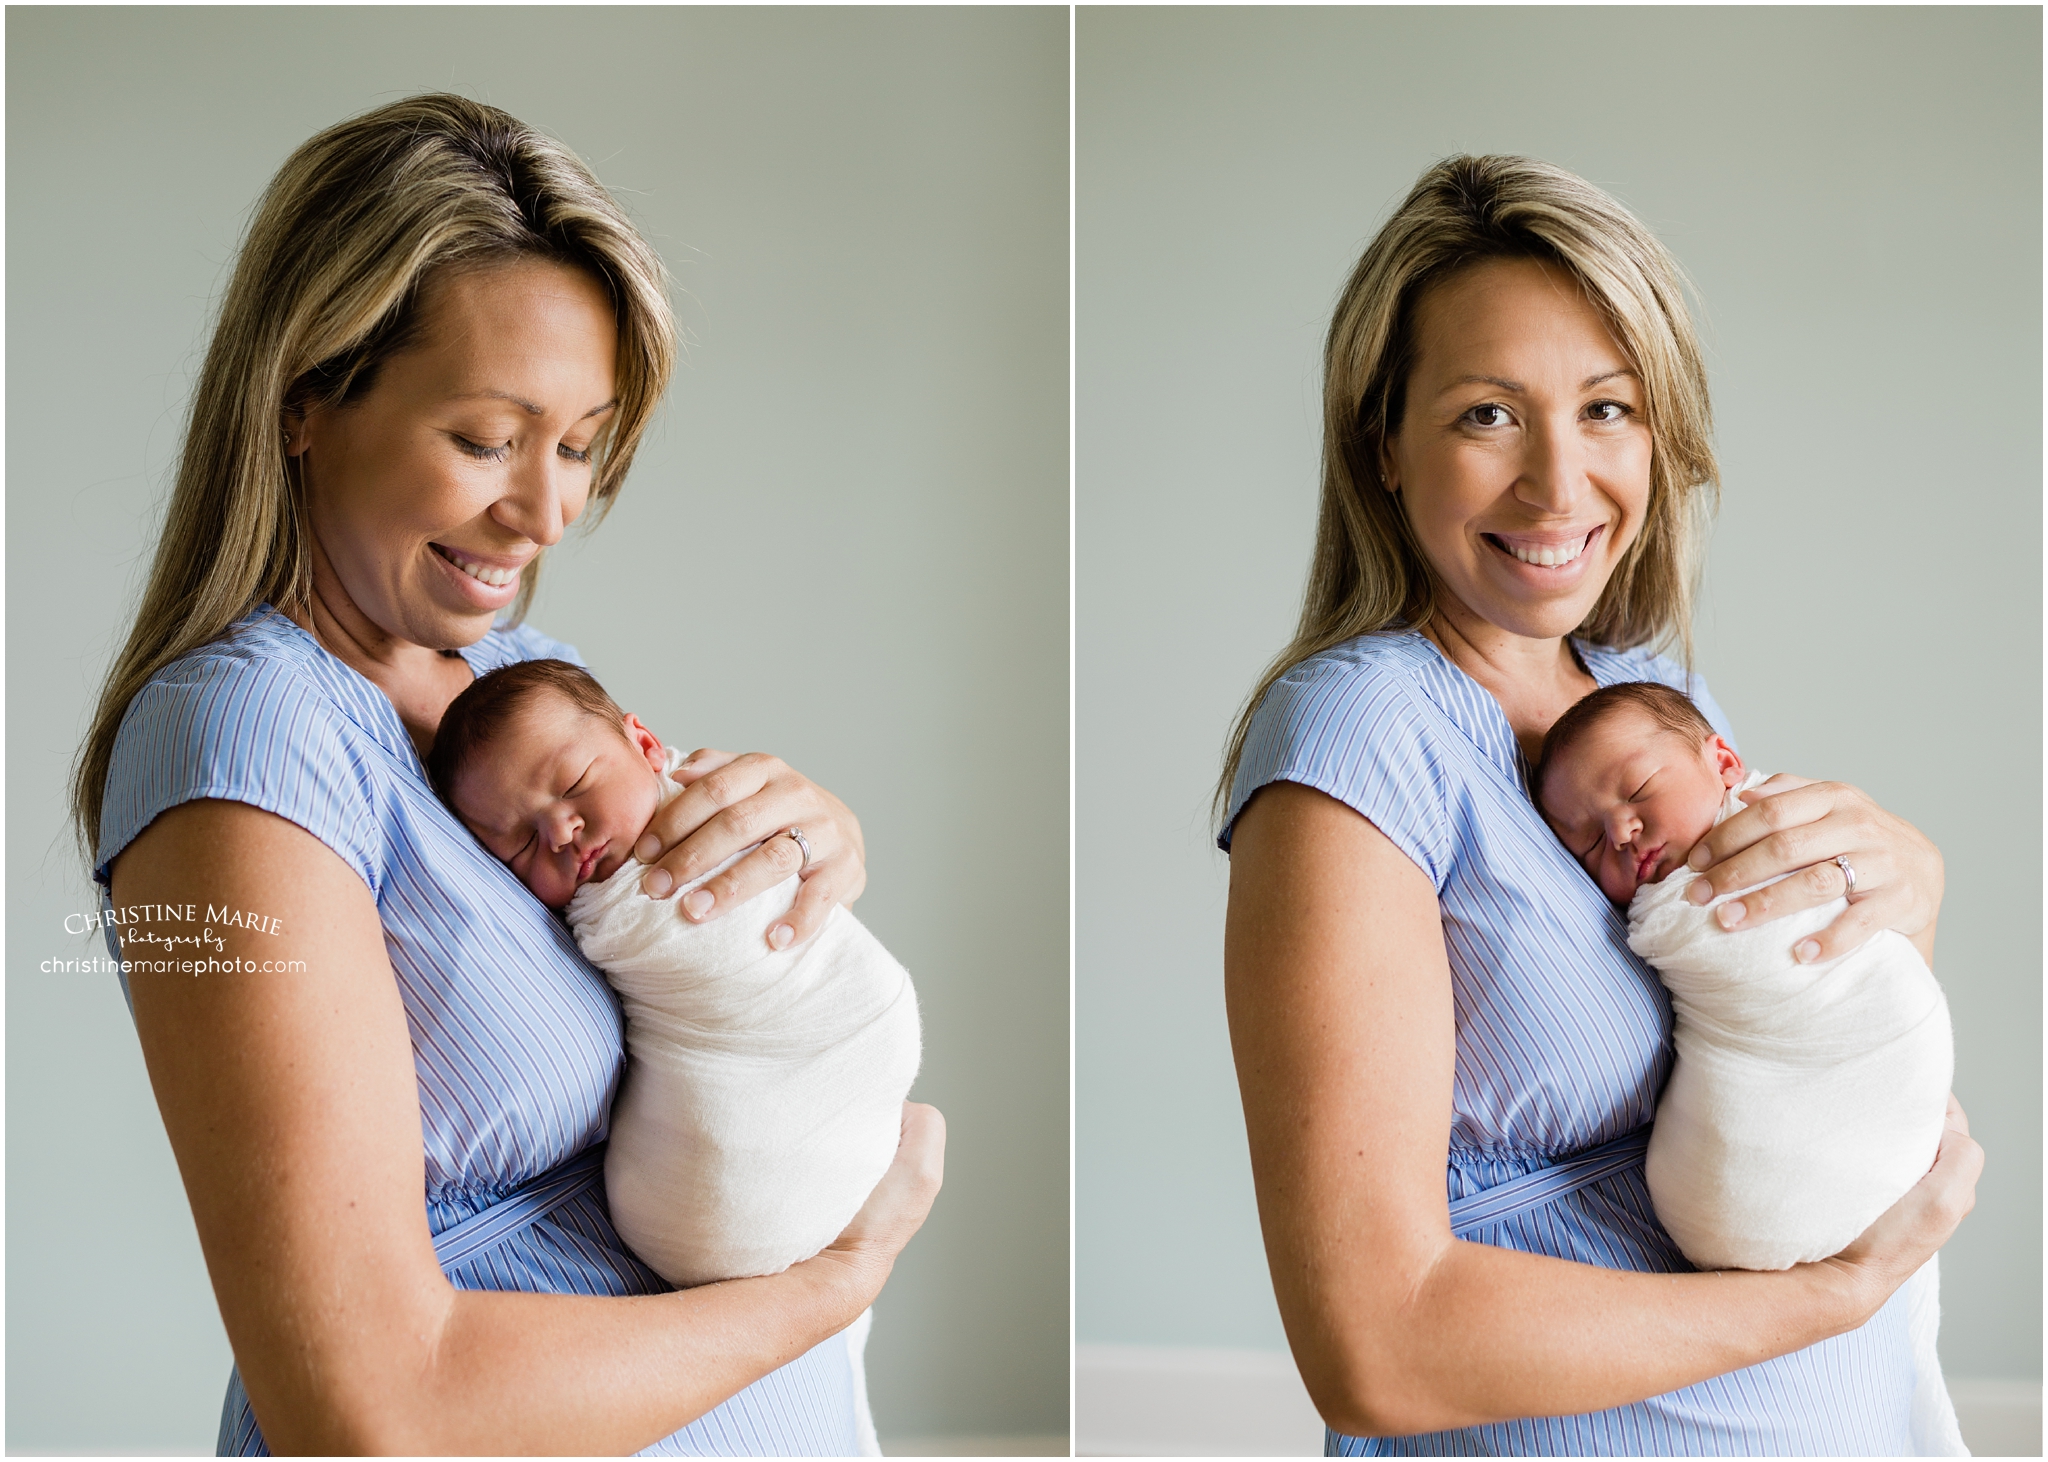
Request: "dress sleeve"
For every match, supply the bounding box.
[95,652,383,896]
[1220,654,1456,890]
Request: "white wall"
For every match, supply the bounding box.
[1077,2,2042,1395]
[6,7,1068,1450]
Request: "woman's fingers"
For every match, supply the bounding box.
[1681,775,1943,958]
[828,1103,947,1259]
[664,747,742,788]
[629,751,867,947]
[633,753,779,873]
[780,852,867,948]
[1832,1094,1982,1292]
[1683,780,1846,888]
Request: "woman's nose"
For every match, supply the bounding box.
[1516,414,1591,516]
[491,454,586,548]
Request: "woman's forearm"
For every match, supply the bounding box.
[364,1252,882,1455]
[1288,1230,1870,1439]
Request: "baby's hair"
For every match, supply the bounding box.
[1533,681,1716,807]
[427,658,627,804]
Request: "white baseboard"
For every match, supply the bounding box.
[1077,1344,1323,1456]
[1078,1344,2041,1458]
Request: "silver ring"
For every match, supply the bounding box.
[783,826,813,874]
[1836,855,1856,896]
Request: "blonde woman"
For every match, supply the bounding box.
[76,95,943,1455]
[1220,156,1980,1454]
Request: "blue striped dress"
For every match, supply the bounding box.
[1222,630,1917,1457]
[94,605,865,1457]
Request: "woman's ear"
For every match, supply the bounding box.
[1377,434,1400,494]
[282,403,312,458]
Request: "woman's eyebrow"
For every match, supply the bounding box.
[451,388,619,419]
[1438,372,1523,396]
[1435,367,1637,398]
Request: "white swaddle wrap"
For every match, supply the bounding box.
[566,749,921,1290]
[1626,769,1964,1454]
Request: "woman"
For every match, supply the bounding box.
[1219,156,1981,1455]
[74,95,943,1455]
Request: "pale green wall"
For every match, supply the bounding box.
[7,6,1068,1450]
[1077,4,2042,1384]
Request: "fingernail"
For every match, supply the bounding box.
[1687,846,1710,871]
[1795,940,1821,964]
[1686,880,1713,905]
[643,869,674,899]
[1716,901,1746,929]
[635,835,660,863]
[684,889,714,919]
[769,924,794,950]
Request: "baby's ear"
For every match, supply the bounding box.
[1708,733,1745,788]
[620,712,666,772]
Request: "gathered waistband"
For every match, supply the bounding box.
[431,1144,606,1270]
[1448,1127,1650,1240]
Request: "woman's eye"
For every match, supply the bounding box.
[1465,404,1511,428]
[1586,400,1631,423]
[558,442,593,465]
[454,435,510,462]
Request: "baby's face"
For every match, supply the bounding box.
[448,691,669,909]
[1539,707,1745,905]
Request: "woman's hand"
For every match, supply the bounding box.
[1824,1096,1983,1314]
[814,1103,946,1298]
[1680,774,1944,966]
[632,749,867,950]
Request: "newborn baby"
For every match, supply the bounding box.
[1534,681,1962,1453]
[1533,681,1952,1268]
[428,658,922,1290]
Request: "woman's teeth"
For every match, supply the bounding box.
[1504,534,1590,568]
[438,547,521,588]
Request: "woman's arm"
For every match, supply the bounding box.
[629,750,866,950]
[113,798,941,1455]
[1677,775,1942,967]
[1224,781,1978,1439]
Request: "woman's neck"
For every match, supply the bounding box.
[1420,598,1598,764]
[289,547,475,759]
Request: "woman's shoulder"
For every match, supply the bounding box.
[1223,632,1456,879]
[97,607,385,886]
[1252,630,1446,736]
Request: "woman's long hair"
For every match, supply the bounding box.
[73,93,677,859]
[1217,155,1720,819]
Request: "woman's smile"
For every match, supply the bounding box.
[1482,524,1605,576]
[430,536,536,606]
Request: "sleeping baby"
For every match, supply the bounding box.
[427,658,922,1291]
[1533,680,1962,1453]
